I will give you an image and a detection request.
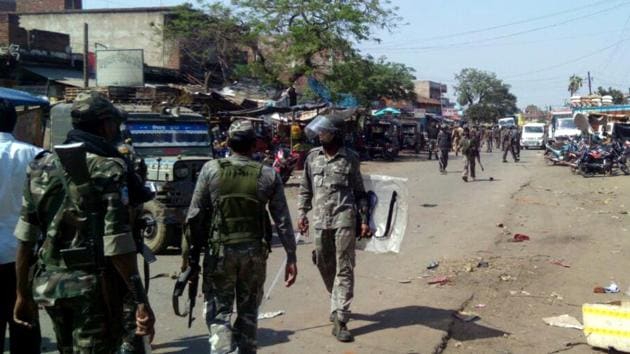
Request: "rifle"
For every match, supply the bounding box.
[172,245,201,328]
[56,143,152,349]
[54,143,105,271]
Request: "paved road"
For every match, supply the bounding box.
[17,148,630,353]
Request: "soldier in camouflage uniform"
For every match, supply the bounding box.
[297,115,369,343]
[185,119,298,354]
[115,118,155,354]
[13,92,155,354]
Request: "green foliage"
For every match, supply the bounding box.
[596,86,625,104]
[325,55,416,107]
[163,3,250,86]
[232,0,402,84]
[568,74,583,96]
[454,68,517,123]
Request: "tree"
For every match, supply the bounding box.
[523,104,545,121]
[596,86,625,104]
[163,3,251,89]
[568,74,583,96]
[324,55,417,108]
[232,0,402,85]
[454,68,517,123]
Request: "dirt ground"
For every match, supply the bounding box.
[16,148,630,354]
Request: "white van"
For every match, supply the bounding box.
[520,123,545,149]
[498,117,516,128]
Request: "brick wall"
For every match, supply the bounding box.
[0,13,26,46]
[16,0,81,13]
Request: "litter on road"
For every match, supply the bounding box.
[550,260,570,268]
[512,233,530,242]
[258,311,285,320]
[427,276,449,285]
[454,311,480,322]
[427,261,439,270]
[542,314,583,330]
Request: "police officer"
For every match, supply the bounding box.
[185,119,298,354]
[13,92,155,353]
[297,115,369,342]
[502,126,520,162]
[461,127,478,182]
[426,120,439,160]
[436,125,451,174]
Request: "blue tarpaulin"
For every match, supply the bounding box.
[307,77,358,108]
[0,87,49,107]
[373,107,401,116]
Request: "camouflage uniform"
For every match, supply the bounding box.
[14,92,137,354]
[14,152,135,354]
[297,146,366,324]
[116,139,151,354]
[186,120,296,354]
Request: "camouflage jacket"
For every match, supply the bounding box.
[298,147,367,230]
[14,152,136,305]
[186,154,297,263]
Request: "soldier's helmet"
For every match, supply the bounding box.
[71,91,126,125]
[228,119,256,141]
[305,115,344,140]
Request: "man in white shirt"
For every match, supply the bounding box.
[0,99,41,353]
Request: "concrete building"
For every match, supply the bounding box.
[414,80,447,115]
[16,6,180,70]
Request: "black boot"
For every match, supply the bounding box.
[332,317,354,342]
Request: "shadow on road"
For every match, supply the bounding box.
[351,306,508,341]
[151,335,208,353]
[258,327,295,348]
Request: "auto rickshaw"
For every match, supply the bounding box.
[399,118,421,154]
[363,117,400,160]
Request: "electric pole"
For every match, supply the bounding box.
[587,71,592,95]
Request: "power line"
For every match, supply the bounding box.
[599,14,630,72]
[504,38,630,79]
[363,1,630,53]
[360,28,623,53]
[371,0,618,48]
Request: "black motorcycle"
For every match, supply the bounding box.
[576,141,629,177]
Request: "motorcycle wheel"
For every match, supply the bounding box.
[620,164,630,176]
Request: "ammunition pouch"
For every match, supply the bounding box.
[60,247,96,270]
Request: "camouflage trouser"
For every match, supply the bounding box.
[45,295,121,354]
[204,244,267,354]
[119,293,146,354]
[313,227,355,323]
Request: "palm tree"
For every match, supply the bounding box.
[568,75,583,96]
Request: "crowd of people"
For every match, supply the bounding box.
[1,90,532,354]
[425,122,522,182]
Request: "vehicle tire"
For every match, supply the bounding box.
[141,201,168,253]
[621,165,630,175]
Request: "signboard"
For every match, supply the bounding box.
[413,108,426,118]
[96,49,144,87]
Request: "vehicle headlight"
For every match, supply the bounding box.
[174,166,189,179]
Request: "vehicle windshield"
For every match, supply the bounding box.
[125,121,211,157]
[524,126,544,133]
[558,119,576,129]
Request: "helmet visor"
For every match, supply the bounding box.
[305,115,337,140]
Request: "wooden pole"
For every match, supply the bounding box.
[83,23,88,88]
